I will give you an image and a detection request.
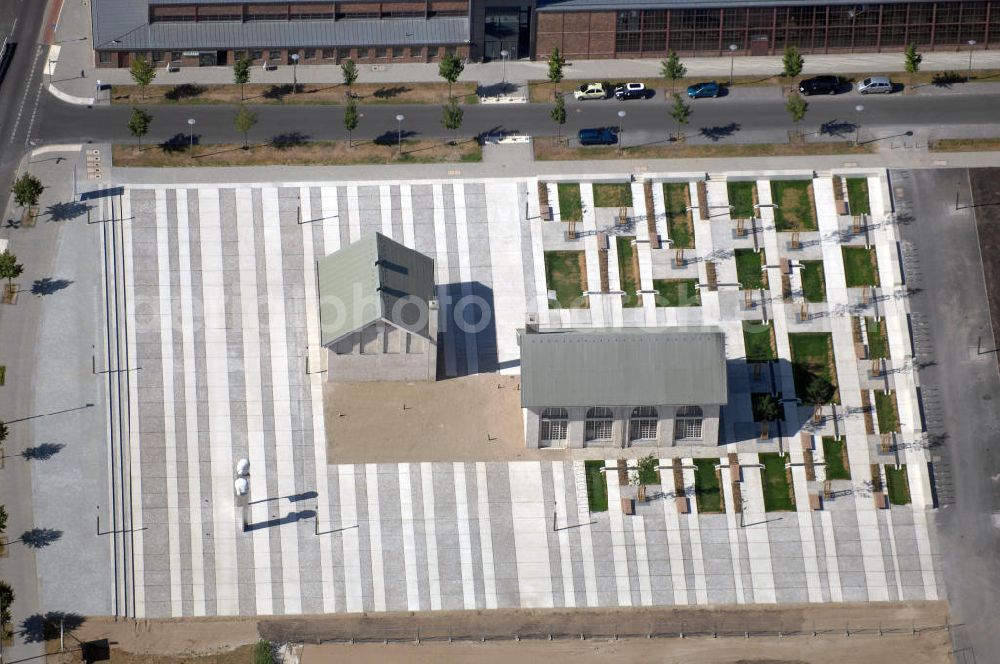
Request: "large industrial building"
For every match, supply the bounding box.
[92,0,998,67]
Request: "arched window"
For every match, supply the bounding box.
[540,407,569,444]
[629,406,658,442]
[675,405,704,440]
[585,407,614,442]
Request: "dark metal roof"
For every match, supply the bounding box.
[537,0,917,11]
[518,327,728,408]
[92,0,469,49]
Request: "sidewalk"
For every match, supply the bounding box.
[44,0,1000,105]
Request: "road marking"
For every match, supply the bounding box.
[9,45,44,144]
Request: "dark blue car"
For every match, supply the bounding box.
[686,81,722,98]
[578,127,618,146]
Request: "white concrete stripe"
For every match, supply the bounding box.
[152,188,181,617]
[739,453,777,604]
[420,462,443,610]
[452,183,479,374]
[883,509,905,600]
[486,181,528,372]
[579,184,607,326]
[234,187,274,616]
[175,188,207,616]
[604,459,634,606]
[475,462,498,610]
[453,462,477,609]
[661,463,688,605]
[789,464,824,603]
[398,463,421,611]
[365,463,387,611]
[551,461,576,607]
[400,184,416,249]
[319,186,340,254]
[508,461,554,607]
[198,188,239,615]
[719,459,746,604]
[347,185,361,243]
[260,187,302,614]
[431,185,456,376]
[379,184,393,237]
[526,191,552,326]
[573,461,599,606]
[911,508,939,600]
[819,510,844,602]
[632,515,652,606]
[339,464,364,612]
[682,461,709,605]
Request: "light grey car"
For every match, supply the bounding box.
[857,76,893,94]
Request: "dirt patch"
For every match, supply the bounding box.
[111,81,478,106]
[971,167,1000,353]
[56,617,259,660]
[534,138,873,161]
[325,374,557,463]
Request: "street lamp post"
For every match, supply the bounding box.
[187,117,196,150]
[967,40,977,78]
[617,109,626,154]
[500,49,509,85]
[728,43,738,87]
[291,52,299,92]
[96,79,102,103]
[854,104,864,146]
[395,113,405,155]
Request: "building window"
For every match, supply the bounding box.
[337,48,351,61]
[540,408,569,444]
[585,407,614,442]
[152,50,166,63]
[170,51,182,62]
[251,50,263,61]
[98,51,112,64]
[375,47,388,59]
[291,11,335,20]
[304,48,316,60]
[628,406,658,442]
[674,406,704,440]
[386,10,424,18]
[322,48,335,59]
[269,50,281,60]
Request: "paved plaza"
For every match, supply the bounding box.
[100,170,942,618]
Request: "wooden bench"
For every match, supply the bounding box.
[675,495,690,514]
[621,497,635,515]
[809,493,823,511]
[873,490,889,510]
[728,452,740,483]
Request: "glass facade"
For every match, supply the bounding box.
[613,1,999,56]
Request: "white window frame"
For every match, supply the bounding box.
[629,406,658,442]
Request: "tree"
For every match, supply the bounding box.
[253,639,274,664]
[129,56,156,101]
[0,505,6,534]
[343,97,359,148]
[782,46,804,78]
[0,420,7,443]
[757,393,781,438]
[0,580,13,629]
[661,51,686,93]
[668,93,691,140]
[0,250,24,290]
[785,92,808,141]
[550,94,567,142]
[438,51,464,100]
[128,107,152,146]
[804,376,836,421]
[11,173,43,207]
[340,59,358,98]
[233,105,257,149]
[233,56,252,101]
[547,47,566,99]
[904,43,923,79]
[441,97,464,145]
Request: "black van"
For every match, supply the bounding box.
[578,127,618,145]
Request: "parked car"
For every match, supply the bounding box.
[577,127,618,145]
[686,81,721,98]
[614,82,649,100]
[798,75,841,95]
[573,82,609,100]
[857,76,893,94]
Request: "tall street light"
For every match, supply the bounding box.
[395,114,405,155]
[291,52,299,92]
[500,49,509,85]
[967,39,977,78]
[854,104,864,146]
[617,110,626,154]
[187,117,196,150]
[729,43,738,87]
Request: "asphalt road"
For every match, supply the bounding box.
[34,89,1000,147]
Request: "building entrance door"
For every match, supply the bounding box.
[198,51,218,66]
[750,36,769,56]
[483,6,530,61]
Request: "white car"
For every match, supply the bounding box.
[573,82,608,100]
[614,82,648,100]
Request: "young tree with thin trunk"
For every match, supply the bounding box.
[785,92,808,141]
[128,107,153,146]
[0,420,7,443]
[0,250,24,292]
[129,56,156,101]
[442,96,464,145]
[0,505,6,534]
[757,393,781,438]
[669,92,691,140]
[904,43,922,87]
[550,94,567,142]
[343,97,359,148]
[341,59,358,98]
[782,46,804,78]
[233,105,258,149]
[804,375,836,421]
[438,51,464,100]
[547,47,566,100]
[233,56,252,101]
[661,51,686,93]
[11,173,43,207]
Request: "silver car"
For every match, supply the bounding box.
[857,76,892,94]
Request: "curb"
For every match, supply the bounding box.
[46,83,94,106]
[31,144,83,157]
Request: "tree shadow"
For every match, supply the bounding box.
[263,84,294,100]
[20,612,86,643]
[373,129,418,146]
[164,84,206,101]
[160,133,194,154]
[21,443,65,460]
[245,509,315,531]
[193,144,246,159]
[819,119,858,138]
[699,122,741,142]
[17,528,63,548]
[45,201,91,222]
[931,71,968,88]
[372,85,411,99]
[31,278,73,295]
[271,131,310,149]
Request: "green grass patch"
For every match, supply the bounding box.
[771,180,818,231]
[616,236,640,308]
[544,251,588,309]
[789,332,838,402]
[885,465,911,505]
[592,183,633,208]
[846,177,871,216]
[585,460,609,512]
[0,365,5,386]
[800,260,826,303]
[822,437,851,480]
[842,246,880,287]
[874,389,900,433]
[653,279,700,307]
[735,248,766,290]
[760,453,796,511]
[663,182,693,249]
[866,317,889,360]
[743,320,777,361]
[727,181,755,218]
[694,458,724,513]
[557,183,583,222]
